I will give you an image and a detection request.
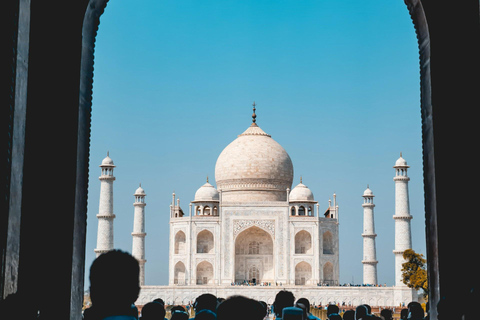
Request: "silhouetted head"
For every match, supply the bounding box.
[355,305,368,320]
[343,310,355,320]
[89,250,140,309]
[296,298,310,312]
[141,301,166,320]
[216,295,264,320]
[400,308,408,319]
[407,302,424,320]
[194,293,218,313]
[171,305,186,312]
[361,305,372,314]
[171,307,189,320]
[274,290,295,317]
[153,298,165,306]
[327,304,339,316]
[328,313,342,320]
[380,309,393,320]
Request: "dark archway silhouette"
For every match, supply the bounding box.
[1,0,479,319]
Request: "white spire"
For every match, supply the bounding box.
[94,153,116,257]
[362,185,378,285]
[132,183,147,285]
[393,153,413,286]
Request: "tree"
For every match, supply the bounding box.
[402,249,428,299]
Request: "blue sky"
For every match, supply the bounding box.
[85,0,425,289]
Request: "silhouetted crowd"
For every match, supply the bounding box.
[0,249,435,319]
[82,250,432,320]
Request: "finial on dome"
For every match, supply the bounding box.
[252,101,257,124]
[400,152,403,157]
[300,176,303,184]
[206,175,209,183]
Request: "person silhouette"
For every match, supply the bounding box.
[295,298,320,320]
[343,310,355,320]
[273,290,295,320]
[194,294,218,314]
[380,309,393,320]
[327,305,340,318]
[171,306,189,320]
[140,301,166,320]
[83,250,140,320]
[328,314,342,320]
[355,305,368,320]
[407,302,424,320]
[216,295,264,320]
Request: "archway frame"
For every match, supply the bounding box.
[77,0,438,314]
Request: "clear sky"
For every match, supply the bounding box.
[85,0,425,289]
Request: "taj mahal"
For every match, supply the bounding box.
[93,105,418,307]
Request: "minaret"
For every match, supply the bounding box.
[393,153,413,286]
[94,152,116,257]
[132,184,147,286]
[362,186,378,285]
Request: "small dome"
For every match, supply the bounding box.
[101,153,115,166]
[289,182,314,201]
[194,182,219,202]
[363,186,374,197]
[394,153,409,167]
[134,184,145,195]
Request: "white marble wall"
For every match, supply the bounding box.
[169,203,339,288]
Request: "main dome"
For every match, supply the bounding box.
[215,123,294,202]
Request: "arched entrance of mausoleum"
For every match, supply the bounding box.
[234,226,274,284]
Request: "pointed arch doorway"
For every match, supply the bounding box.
[248,264,260,284]
[234,226,274,283]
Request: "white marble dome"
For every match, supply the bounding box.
[394,154,409,167]
[194,181,219,201]
[215,123,294,202]
[289,182,314,201]
[134,185,145,195]
[101,153,115,166]
[363,186,374,197]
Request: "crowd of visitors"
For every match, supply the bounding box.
[230,280,276,286]
[79,250,429,320]
[0,249,432,319]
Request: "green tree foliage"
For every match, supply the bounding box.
[402,249,428,299]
